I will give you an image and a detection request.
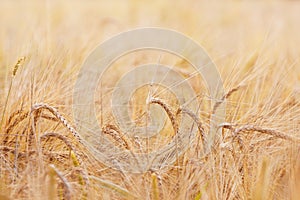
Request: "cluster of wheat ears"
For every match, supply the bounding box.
[1,0,300,199]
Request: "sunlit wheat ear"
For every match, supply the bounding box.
[102,124,132,150]
[31,103,84,144]
[148,97,178,132]
[0,57,26,131]
[49,164,72,200]
[12,56,26,77]
[219,123,300,143]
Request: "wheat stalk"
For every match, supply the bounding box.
[49,164,72,200]
[40,114,59,122]
[0,57,26,132]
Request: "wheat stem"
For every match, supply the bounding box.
[0,57,26,132]
[49,164,72,200]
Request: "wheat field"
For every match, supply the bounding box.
[1,0,300,199]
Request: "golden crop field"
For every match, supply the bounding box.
[1,0,300,199]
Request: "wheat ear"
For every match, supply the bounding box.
[219,123,300,143]
[234,125,300,142]
[176,107,205,142]
[149,98,178,132]
[39,132,84,166]
[31,103,84,144]
[212,84,243,114]
[102,124,131,150]
[0,57,26,131]
[5,112,29,134]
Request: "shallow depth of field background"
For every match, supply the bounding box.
[1,0,300,199]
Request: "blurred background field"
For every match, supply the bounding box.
[1,0,300,199]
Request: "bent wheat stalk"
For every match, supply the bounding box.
[219,123,300,143]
